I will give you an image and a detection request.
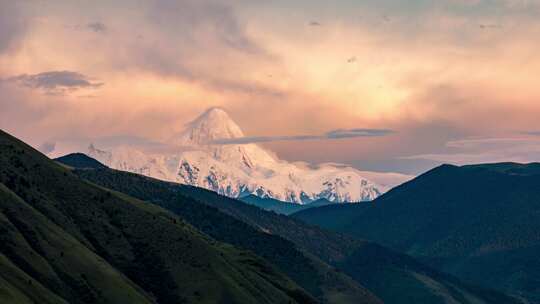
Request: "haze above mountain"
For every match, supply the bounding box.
[83,108,412,204]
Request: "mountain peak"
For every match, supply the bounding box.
[178,107,244,146]
[202,106,231,117]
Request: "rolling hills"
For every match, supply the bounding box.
[0,129,316,304]
[62,154,521,304]
[294,163,540,303]
[66,163,381,304]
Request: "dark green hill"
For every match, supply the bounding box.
[294,163,540,303]
[71,168,381,304]
[69,157,519,304]
[239,195,332,215]
[54,153,107,169]
[0,130,316,304]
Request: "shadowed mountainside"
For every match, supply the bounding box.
[0,129,317,304]
[294,163,540,303]
[64,154,521,304]
[67,166,380,304]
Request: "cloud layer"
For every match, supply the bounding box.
[211,129,395,145]
[5,71,103,95]
[2,0,540,173]
[402,137,540,165]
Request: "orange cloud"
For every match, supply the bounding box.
[2,0,540,173]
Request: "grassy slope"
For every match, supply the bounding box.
[72,168,381,304]
[294,163,540,303]
[0,183,154,304]
[71,160,519,304]
[0,129,315,304]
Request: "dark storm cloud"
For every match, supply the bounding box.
[6,71,103,94]
[210,128,394,145]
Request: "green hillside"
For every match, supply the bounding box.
[70,167,381,304]
[295,163,540,303]
[0,129,316,304]
[67,156,520,304]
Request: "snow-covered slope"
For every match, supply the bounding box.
[86,108,405,203]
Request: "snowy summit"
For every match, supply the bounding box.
[87,107,393,204]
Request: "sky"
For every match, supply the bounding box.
[1,0,540,174]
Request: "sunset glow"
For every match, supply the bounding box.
[2,0,540,173]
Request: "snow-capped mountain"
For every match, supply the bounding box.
[86,107,402,203]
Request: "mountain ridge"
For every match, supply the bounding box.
[65,164,382,304]
[294,162,540,302]
[61,154,521,304]
[0,129,316,304]
[82,108,407,204]
[55,152,107,169]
